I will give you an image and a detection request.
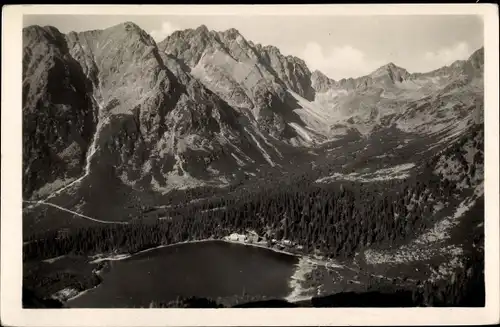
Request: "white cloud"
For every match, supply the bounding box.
[149,21,180,41]
[301,43,385,80]
[424,42,471,68]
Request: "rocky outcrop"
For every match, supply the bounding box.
[468,47,484,71]
[368,62,410,84]
[22,25,96,198]
[311,62,410,93]
[306,47,484,136]
[22,22,484,200]
[159,26,314,101]
[311,70,336,93]
[253,44,315,101]
[159,27,314,140]
[24,23,288,199]
[64,22,281,191]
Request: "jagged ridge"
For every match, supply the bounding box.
[22,22,484,204]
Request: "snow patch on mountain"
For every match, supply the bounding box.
[289,123,314,143]
[244,127,276,167]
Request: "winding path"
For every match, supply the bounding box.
[24,95,106,211]
[23,200,129,225]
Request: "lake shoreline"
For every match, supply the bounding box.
[64,236,319,307]
[89,236,303,264]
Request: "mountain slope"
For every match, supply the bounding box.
[160,26,483,144]
[305,47,484,137]
[23,23,297,203]
[22,25,96,199]
[22,22,485,309]
[158,26,320,146]
[22,22,484,222]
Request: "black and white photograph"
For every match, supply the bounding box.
[1,4,499,327]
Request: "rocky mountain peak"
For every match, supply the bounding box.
[468,46,484,70]
[219,27,242,38]
[216,27,250,50]
[22,24,97,198]
[311,69,329,79]
[158,25,215,67]
[66,28,103,41]
[369,62,410,83]
[371,62,408,75]
[469,46,484,58]
[21,21,485,211]
[101,22,156,46]
[191,25,212,40]
[160,25,316,103]
[417,46,484,82]
[23,25,67,49]
[311,69,336,92]
[262,44,280,54]
[196,24,209,33]
[122,21,141,30]
[254,44,315,100]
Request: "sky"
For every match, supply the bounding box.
[23,14,484,80]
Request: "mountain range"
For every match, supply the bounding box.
[22,21,485,308]
[22,22,484,205]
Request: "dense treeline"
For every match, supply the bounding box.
[414,253,484,306]
[149,249,485,308]
[23,269,101,299]
[23,250,484,308]
[23,287,64,308]
[25,122,485,261]
[23,124,484,308]
[137,253,486,308]
[24,164,453,262]
[24,123,482,262]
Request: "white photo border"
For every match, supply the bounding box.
[1,4,499,326]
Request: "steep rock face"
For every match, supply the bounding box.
[22,25,96,199]
[369,62,410,85]
[412,47,484,82]
[433,125,484,190]
[394,48,484,134]
[22,22,485,202]
[66,22,161,113]
[468,47,484,71]
[254,44,315,101]
[304,48,484,137]
[311,62,410,93]
[158,27,312,142]
[160,24,483,143]
[159,26,314,101]
[311,70,336,93]
[23,22,289,204]
[63,22,274,192]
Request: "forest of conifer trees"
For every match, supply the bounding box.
[23,126,484,307]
